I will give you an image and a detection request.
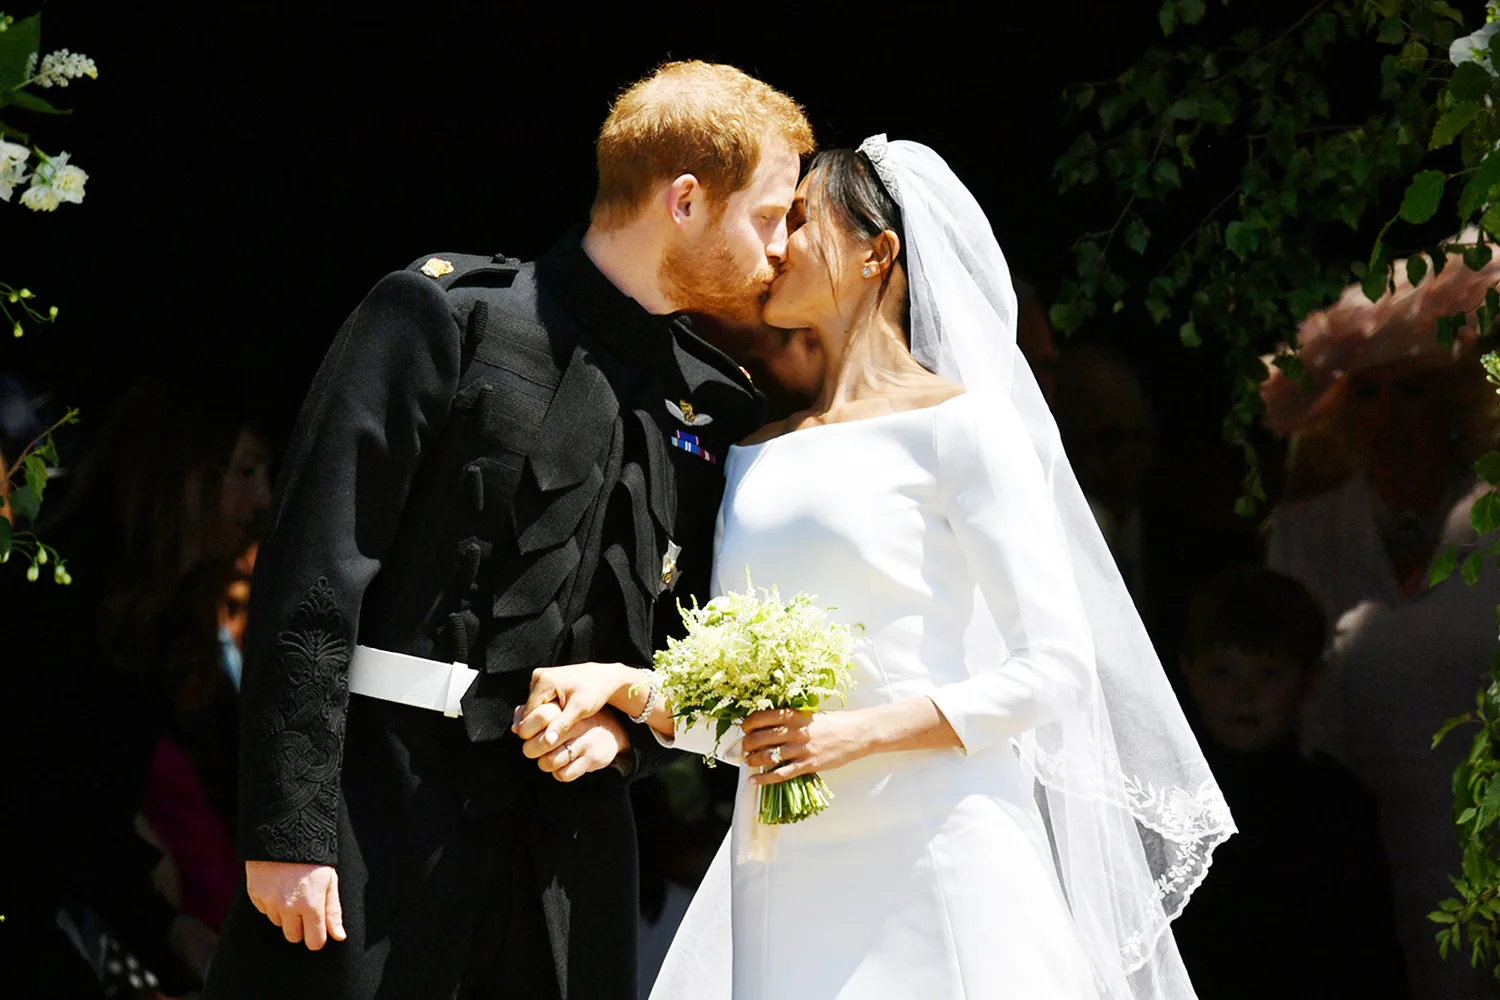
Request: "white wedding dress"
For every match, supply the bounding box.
[656,392,1103,1000]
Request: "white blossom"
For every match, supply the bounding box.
[21,183,60,211]
[20,151,86,211]
[52,163,86,204]
[1453,5,1500,75]
[0,140,30,202]
[28,48,97,88]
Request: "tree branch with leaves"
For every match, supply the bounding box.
[1055,0,1500,979]
[0,8,95,583]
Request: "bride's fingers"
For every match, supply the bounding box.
[517,701,563,746]
[742,708,808,733]
[745,740,807,769]
[752,754,815,786]
[741,725,793,754]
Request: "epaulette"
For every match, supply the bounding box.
[407,252,522,291]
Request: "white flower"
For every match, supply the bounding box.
[20,151,86,211]
[1452,17,1500,75]
[21,183,60,211]
[28,48,97,88]
[51,163,86,204]
[0,140,30,202]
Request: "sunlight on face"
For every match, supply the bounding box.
[660,137,799,325]
[762,171,867,333]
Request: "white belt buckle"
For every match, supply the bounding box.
[444,661,478,718]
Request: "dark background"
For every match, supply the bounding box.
[0,0,1412,459]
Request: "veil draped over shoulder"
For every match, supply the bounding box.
[651,136,1234,1000]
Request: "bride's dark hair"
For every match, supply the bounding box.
[805,148,910,325]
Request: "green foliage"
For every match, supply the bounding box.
[1055,0,1500,979]
[0,405,79,585]
[0,8,95,581]
[1051,0,1470,514]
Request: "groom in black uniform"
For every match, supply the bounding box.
[204,61,813,999]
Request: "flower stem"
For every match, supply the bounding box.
[757,771,835,824]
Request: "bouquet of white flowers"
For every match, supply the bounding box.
[653,571,860,825]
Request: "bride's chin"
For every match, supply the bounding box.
[760,293,798,330]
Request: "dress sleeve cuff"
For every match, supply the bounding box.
[653,717,746,764]
[927,689,975,756]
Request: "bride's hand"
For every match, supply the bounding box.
[513,661,636,748]
[519,703,632,781]
[742,708,870,785]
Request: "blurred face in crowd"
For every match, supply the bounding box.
[660,137,802,328]
[1346,360,1456,476]
[1181,646,1315,753]
[206,428,272,560]
[1054,347,1156,520]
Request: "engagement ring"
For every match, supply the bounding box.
[769,745,782,766]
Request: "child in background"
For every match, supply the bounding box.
[1170,566,1410,1000]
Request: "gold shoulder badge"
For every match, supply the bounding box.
[420,257,454,279]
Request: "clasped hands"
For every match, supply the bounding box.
[511,661,640,782]
[252,662,875,952]
[512,660,873,787]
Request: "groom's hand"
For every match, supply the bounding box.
[520,704,632,782]
[514,661,633,746]
[245,861,346,951]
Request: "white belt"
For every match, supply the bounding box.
[348,646,478,718]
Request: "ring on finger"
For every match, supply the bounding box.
[769,745,782,766]
[562,742,575,765]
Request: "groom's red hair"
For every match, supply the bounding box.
[591,60,814,231]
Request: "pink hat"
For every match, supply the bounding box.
[1261,234,1492,436]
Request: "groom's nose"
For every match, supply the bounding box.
[765,216,789,268]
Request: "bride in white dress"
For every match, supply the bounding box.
[517,137,1234,999]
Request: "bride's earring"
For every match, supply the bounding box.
[862,265,875,278]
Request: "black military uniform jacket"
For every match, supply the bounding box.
[236,232,761,866]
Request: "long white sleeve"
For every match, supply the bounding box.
[652,717,746,765]
[928,393,1094,754]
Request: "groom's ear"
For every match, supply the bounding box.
[665,173,706,233]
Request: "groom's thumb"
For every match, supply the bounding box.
[326,871,346,943]
[547,703,588,746]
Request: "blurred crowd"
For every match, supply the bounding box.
[5,244,1500,1000]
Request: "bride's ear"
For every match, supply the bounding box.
[865,230,901,278]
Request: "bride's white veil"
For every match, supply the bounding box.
[650,136,1234,1000]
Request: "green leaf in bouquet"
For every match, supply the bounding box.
[0,119,28,142]
[0,13,40,92]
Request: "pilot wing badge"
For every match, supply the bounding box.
[666,398,713,427]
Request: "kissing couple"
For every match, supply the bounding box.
[205,60,1233,1000]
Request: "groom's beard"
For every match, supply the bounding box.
[659,225,774,327]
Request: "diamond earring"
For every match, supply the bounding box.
[862,265,874,278]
